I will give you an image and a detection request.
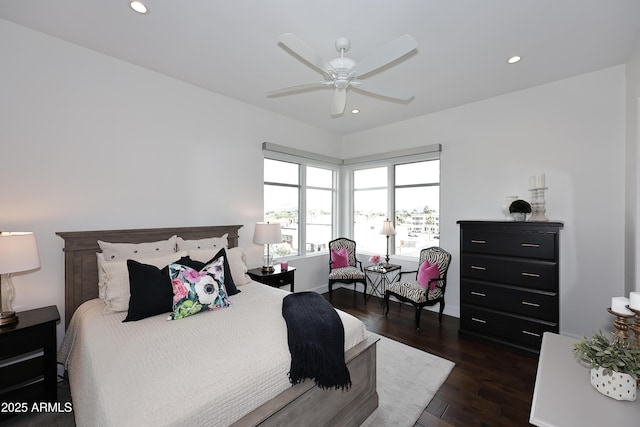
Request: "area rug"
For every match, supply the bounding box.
[361,333,455,427]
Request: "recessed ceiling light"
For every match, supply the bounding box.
[507,55,522,64]
[130,1,149,14]
[351,109,360,114]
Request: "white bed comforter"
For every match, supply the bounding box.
[58,283,367,427]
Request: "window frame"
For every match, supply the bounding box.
[262,142,441,260]
[263,151,339,258]
[345,152,440,260]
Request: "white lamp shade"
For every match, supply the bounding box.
[253,222,282,245]
[380,219,396,236]
[0,232,41,274]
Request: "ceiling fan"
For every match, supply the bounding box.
[267,33,418,115]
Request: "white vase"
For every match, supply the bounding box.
[501,196,518,219]
[590,366,637,401]
[511,212,526,221]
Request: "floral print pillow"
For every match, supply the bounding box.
[167,256,230,320]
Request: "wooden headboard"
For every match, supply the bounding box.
[56,225,242,328]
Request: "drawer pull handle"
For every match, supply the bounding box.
[471,317,487,324]
[521,272,540,278]
[471,291,486,297]
[471,240,486,244]
[471,265,486,271]
[521,301,541,307]
[522,330,541,337]
[521,243,540,248]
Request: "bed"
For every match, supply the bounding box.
[56,225,378,426]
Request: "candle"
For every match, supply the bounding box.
[280,261,288,271]
[611,296,634,315]
[629,292,640,310]
[537,173,546,188]
[529,176,536,190]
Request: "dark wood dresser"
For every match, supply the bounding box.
[457,220,563,355]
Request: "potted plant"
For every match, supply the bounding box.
[508,199,531,221]
[573,332,640,401]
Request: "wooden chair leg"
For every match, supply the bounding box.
[415,305,422,333]
[438,299,445,323]
[329,283,333,301]
[384,292,390,316]
[362,281,367,305]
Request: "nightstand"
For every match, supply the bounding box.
[247,264,296,292]
[0,305,60,420]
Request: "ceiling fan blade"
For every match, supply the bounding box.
[267,81,330,96]
[331,88,347,115]
[355,34,418,78]
[278,33,335,75]
[353,81,414,101]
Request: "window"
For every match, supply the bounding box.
[352,158,440,258]
[264,157,336,257]
[395,160,440,257]
[264,159,299,256]
[306,166,333,253]
[353,167,388,256]
[263,142,440,260]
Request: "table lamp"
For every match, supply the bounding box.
[0,232,40,326]
[380,218,396,268]
[253,222,282,273]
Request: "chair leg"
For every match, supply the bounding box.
[415,306,422,333]
[362,281,367,305]
[329,283,333,301]
[384,292,390,316]
[438,299,445,323]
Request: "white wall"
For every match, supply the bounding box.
[627,34,640,293]
[343,66,627,338]
[0,19,342,345]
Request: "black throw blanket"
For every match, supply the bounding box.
[281,292,351,390]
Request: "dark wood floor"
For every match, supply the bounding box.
[325,288,538,427]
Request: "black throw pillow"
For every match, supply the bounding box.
[123,256,192,322]
[189,248,240,296]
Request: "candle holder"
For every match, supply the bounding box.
[529,187,549,222]
[626,305,640,348]
[607,308,635,345]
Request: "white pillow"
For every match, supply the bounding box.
[97,252,107,299]
[102,251,188,312]
[176,234,228,251]
[226,247,252,285]
[98,235,177,261]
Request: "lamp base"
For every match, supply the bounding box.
[262,265,275,273]
[0,310,18,327]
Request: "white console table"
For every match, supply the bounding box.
[530,332,640,426]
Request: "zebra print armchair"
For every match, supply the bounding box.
[328,237,367,304]
[385,246,451,332]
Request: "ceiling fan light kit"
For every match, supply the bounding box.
[268,33,418,115]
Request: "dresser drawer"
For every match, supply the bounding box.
[461,228,556,260]
[460,305,558,349]
[461,280,558,321]
[461,254,557,291]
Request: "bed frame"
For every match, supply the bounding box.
[56,225,378,426]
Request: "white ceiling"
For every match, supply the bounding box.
[1,1,639,135]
